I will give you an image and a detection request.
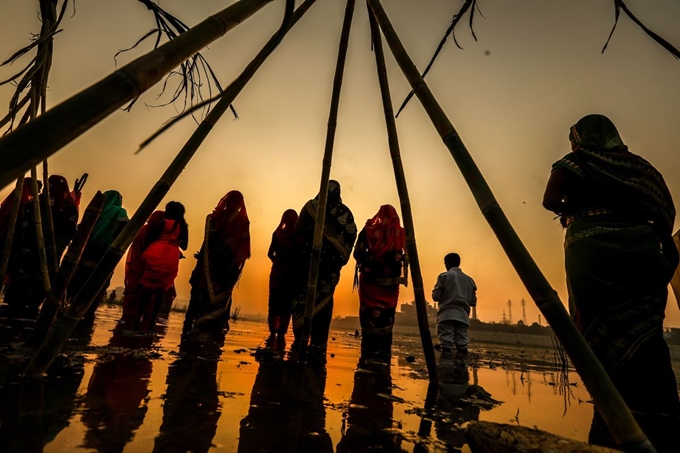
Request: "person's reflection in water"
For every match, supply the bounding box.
[80,351,152,452]
[435,359,500,452]
[80,323,166,452]
[336,353,404,452]
[238,360,332,453]
[434,357,479,451]
[152,330,225,453]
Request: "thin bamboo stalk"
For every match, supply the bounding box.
[30,166,51,293]
[23,0,298,376]
[37,1,59,276]
[367,0,655,451]
[41,160,58,275]
[367,4,437,383]
[0,176,25,292]
[0,0,274,191]
[300,0,356,357]
[27,191,105,347]
[26,40,52,295]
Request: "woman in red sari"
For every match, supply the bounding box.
[0,178,33,248]
[353,205,407,359]
[0,179,33,315]
[120,202,188,331]
[183,191,250,335]
[2,176,78,318]
[266,209,300,350]
[43,175,79,262]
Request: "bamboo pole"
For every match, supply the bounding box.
[299,0,356,357]
[41,161,58,276]
[23,0,299,376]
[26,33,52,295]
[0,0,274,191]
[366,1,654,451]
[27,191,105,347]
[29,166,51,293]
[37,1,59,276]
[0,176,25,292]
[367,4,438,383]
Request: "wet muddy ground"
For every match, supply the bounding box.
[0,304,602,452]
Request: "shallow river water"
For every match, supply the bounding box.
[0,304,594,452]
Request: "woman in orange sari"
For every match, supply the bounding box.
[183,191,250,335]
[353,205,407,359]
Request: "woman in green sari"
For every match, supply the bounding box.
[70,190,129,322]
[543,114,679,452]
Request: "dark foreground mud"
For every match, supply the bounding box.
[0,304,597,452]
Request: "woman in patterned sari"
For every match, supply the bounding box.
[183,191,250,335]
[353,205,407,360]
[292,180,357,362]
[543,114,679,452]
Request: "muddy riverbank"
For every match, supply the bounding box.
[0,304,619,452]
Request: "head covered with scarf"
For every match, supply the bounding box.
[307,180,356,262]
[46,175,77,215]
[211,190,251,264]
[559,114,675,235]
[364,204,405,261]
[275,209,298,244]
[87,190,129,258]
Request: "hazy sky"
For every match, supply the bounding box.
[1,0,679,326]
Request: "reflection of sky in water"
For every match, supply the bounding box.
[40,306,592,452]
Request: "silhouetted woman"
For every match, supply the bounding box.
[183,191,250,335]
[43,175,78,262]
[266,209,300,350]
[543,114,680,452]
[353,204,407,359]
[292,180,357,363]
[3,175,77,318]
[70,190,128,322]
[120,201,188,331]
[0,178,32,254]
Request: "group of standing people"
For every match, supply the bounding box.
[264,180,413,364]
[118,191,252,337]
[0,175,80,318]
[0,113,677,451]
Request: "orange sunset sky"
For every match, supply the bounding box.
[1,0,679,326]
